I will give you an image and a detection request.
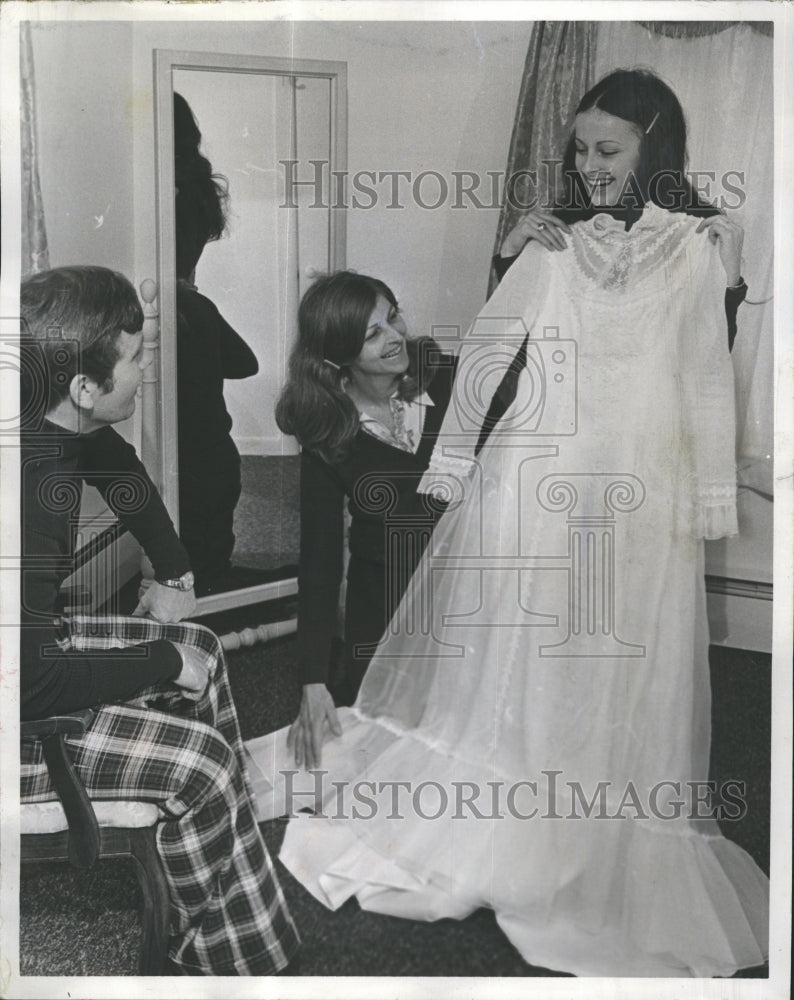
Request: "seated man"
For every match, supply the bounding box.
[19,265,299,975]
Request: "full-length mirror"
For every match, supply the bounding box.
[154,51,347,611]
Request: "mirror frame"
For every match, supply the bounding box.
[154,49,347,613]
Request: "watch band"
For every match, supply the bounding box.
[155,570,195,592]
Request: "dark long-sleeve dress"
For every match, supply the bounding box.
[297,357,456,701]
[176,282,258,595]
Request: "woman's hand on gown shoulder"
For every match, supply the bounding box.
[695,215,744,287]
[500,211,571,256]
[287,683,342,769]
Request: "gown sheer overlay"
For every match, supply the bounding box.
[248,205,769,977]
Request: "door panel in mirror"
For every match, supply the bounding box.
[155,52,346,611]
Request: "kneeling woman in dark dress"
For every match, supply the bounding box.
[276,272,457,768]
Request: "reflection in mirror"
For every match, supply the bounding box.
[155,53,347,608]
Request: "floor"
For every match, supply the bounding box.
[18,619,771,979]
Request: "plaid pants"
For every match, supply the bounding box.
[21,616,300,975]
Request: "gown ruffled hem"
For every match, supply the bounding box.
[246,715,768,978]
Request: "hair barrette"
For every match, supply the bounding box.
[645,112,660,135]
[324,358,341,371]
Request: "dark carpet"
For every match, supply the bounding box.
[19,633,771,979]
[231,455,300,570]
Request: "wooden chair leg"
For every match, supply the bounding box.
[128,827,171,975]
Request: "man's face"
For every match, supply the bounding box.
[89,331,148,425]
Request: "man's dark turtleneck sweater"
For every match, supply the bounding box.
[20,420,190,718]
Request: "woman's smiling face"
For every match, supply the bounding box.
[574,108,643,207]
[348,295,409,379]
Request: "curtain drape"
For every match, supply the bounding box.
[491,19,772,291]
[20,22,50,277]
[638,21,773,39]
[488,22,597,295]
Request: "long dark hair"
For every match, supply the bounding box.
[276,271,439,464]
[174,92,230,278]
[558,69,716,218]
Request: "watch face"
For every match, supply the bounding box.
[160,571,194,591]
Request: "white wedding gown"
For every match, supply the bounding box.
[248,205,769,977]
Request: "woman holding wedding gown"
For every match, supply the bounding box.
[255,69,768,977]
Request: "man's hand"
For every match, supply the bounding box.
[172,642,210,700]
[133,578,196,622]
[287,683,342,770]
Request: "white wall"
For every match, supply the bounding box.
[33,20,533,452]
[31,21,135,276]
[30,21,140,447]
[131,20,532,356]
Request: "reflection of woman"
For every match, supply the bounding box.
[270,71,768,976]
[173,93,259,595]
[275,272,456,767]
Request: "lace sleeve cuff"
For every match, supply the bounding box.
[691,486,739,540]
[418,451,478,499]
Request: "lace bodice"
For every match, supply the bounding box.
[570,203,696,292]
[420,204,737,539]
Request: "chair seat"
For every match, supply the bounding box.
[21,706,171,974]
[21,798,161,835]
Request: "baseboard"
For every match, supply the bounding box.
[706,577,773,654]
[235,435,300,457]
[195,577,298,616]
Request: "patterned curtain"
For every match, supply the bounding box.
[491,18,773,294]
[489,22,597,295]
[21,22,50,277]
[638,21,773,39]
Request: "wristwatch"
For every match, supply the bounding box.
[156,570,195,592]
